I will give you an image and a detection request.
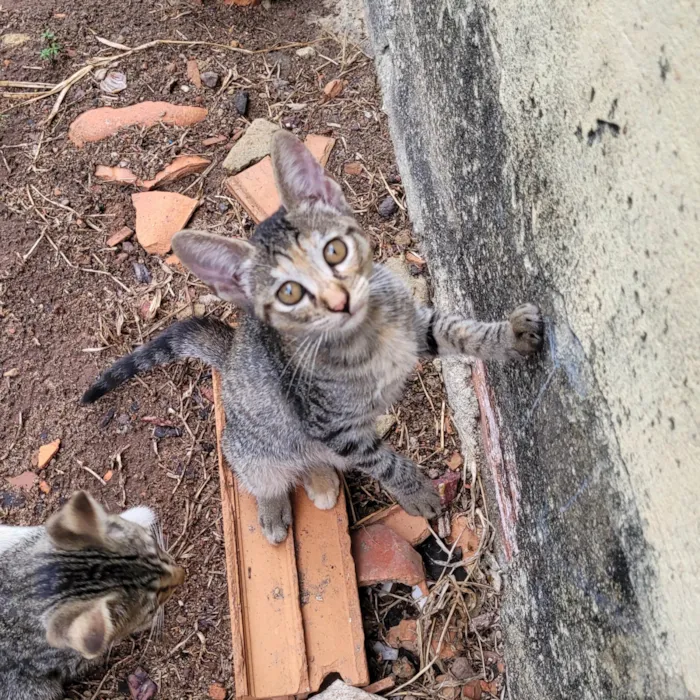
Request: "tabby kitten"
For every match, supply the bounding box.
[0,491,184,700]
[82,130,543,544]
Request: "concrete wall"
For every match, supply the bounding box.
[364,1,699,697]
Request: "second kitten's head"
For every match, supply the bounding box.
[173,131,373,337]
[40,492,184,659]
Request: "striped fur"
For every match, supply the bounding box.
[82,131,543,544]
[0,492,183,700]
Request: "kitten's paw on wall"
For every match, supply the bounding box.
[508,303,544,357]
[303,467,340,511]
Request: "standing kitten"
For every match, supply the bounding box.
[82,131,543,544]
[0,491,184,700]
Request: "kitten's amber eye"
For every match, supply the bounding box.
[324,238,347,266]
[277,281,305,305]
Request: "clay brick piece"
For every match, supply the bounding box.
[141,155,210,190]
[68,102,208,147]
[186,59,201,88]
[362,677,396,694]
[95,165,140,185]
[7,471,37,491]
[107,226,134,247]
[351,524,425,587]
[37,439,60,470]
[225,135,335,221]
[446,515,481,564]
[132,192,198,255]
[359,505,430,546]
[386,619,419,654]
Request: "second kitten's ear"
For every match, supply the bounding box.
[172,230,255,307]
[46,596,114,659]
[271,130,351,214]
[46,491,106,550]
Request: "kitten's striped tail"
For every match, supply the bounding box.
[81,317,235,404]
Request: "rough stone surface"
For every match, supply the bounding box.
[375,413,396,437]
[365,0,698,697]
[222,118,279,173]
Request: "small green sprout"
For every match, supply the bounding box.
[39,30,61,61]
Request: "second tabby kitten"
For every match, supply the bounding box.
[82,130,543,544]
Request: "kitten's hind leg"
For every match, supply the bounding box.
[302,466,340,510]
[257,493,293,545]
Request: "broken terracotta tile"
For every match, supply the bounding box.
[222,118,280,174]
[351,524,425,587]
[37,439,60,469]
[68,102,208,147]
[293,487,369,691]
[358,505,430,546]
[445,452,463,471]
[213,372,310,699]
[223,0,262,6]
[132,192,198,255]
[344,161,364,176]
[103,470,114,482]
[433,472,461,506]
[107,226,134,247]
[322,79,347,101]
[446,515,481,564]
[208,683,226,700]
[186,59,202,88]
[386,619,419,654]
[164,254,182,268]
[141,155,210,190]
[225,135,335,222]
[7,471,37,491]
[202,135,228,146]
[362,677,395,694]
[95,165,140,185]
[39,480,50,495]
[462,680,482,699]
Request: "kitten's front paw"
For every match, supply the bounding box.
[397,480,442,520]
[258,494,293,545]
[303,468,340,510]
[508,303,544,356]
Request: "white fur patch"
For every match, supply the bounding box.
[119,506,157,529]
[0,526,39,555]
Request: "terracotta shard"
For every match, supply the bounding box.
[95,165,140,185]
[69,102,208,147]
[362,677,395,694]
[225,135,335,222]
[186,59,202,89]
[141,155,210,190]
[37,439,60,470]
[107,226,134,247]
[446,514,481,565]
[223,0,262,6]
[351,524,425,587]
[7,471,37,491]
[132,192,198,255]
[357,505,430,546]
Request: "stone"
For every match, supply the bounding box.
[222,118,280,173]
[140,155,210,190]
[37,439,60,469]
[376,413,396,437]
[107,226,134,247]
[132,262,151,284]
[378,195,398,218]
[128,668,158,700]
[132,191,198,255]
[432,472,461,506]
[384,256,429,304]
[351,523,425,587]
[1,33,31,48]
[69,102,208,147]
[7,471,37,491]
[201,71,219,89]
[233,90,249,116]
[392,657,415,680]
[450,657,474,681]
[296,46,316,59]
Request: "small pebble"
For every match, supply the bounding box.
[100,408,116,429]
[218,202,230,214]
[378,195,398,218]
[132,262,151,284]
[122,241,135,253]
[117,413,130,426]
[296,46,316,59]
[154,426,182,439]
[233,90,249,116]
[201,71,219,89]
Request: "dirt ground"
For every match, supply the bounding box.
[0,1,505,698]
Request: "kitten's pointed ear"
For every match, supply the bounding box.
[46,491,106,551]
[46,596,114,659]
[172,230,255,307]
[271,130,351,214]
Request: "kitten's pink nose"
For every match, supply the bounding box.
[322,287,350,313]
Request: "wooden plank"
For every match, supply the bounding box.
[214,372,310,698]
[293,488,369,691]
